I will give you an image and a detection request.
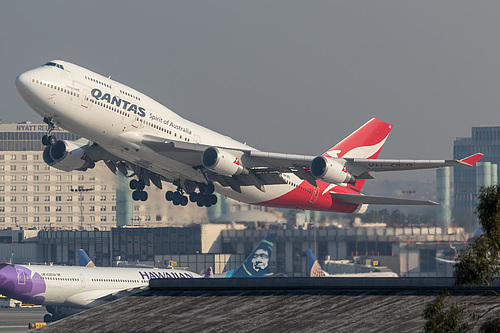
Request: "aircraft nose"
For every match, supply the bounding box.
[15,71,31,93]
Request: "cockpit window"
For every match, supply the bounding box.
[43,62,64,70]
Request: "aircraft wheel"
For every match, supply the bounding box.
[43,314,53,323]
[42,135,50,146]
[129,179,138,190]
[165,191,174,201]
[196,197,204,207]
[189,192,198,202]
[48,135,57,146]
[203,195,212,206]
[209,194,218,205]
[181,196,188,206]
[139,191,148,202]
[132,190,140,201]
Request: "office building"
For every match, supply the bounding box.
[0,122,207,230]
[454,125,500,223]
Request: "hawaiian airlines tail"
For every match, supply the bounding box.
[204,267,213,278]
[306,249,328,277]
[221,234,276,278]
[323,118,392,192]
[78,249,95,267]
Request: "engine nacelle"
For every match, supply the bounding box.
[201,147,248,176]
[310,156,355,184]
[43,140,95,172]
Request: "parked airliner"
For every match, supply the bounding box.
[0,258,201,322]
[0,236,276,323]
[15,61,483,213]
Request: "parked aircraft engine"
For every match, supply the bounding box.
[43,140,95,172]
[201,147,248,176]
[310,156,355,184]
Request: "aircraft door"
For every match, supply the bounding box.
[131,115,140,128]
[79,274,86,288]
[16,269,26,285]
[309,186,319,204]
[81,90,90,108]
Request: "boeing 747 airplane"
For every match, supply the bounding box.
[0,258,201,322]
[15,61,483,213]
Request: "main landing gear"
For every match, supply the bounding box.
[130,178,148,201]
[41,117,57,146]
[165,182,217,207]
[44,306,67,323]
[127,172,218,208]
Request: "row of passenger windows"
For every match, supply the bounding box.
[281,175,313,194]
[32,79,79,98]
[137,117,191,142]
[119,89,140,101]
[85,75,111,89]
[32,276,78,281]
[90,98,130,118]
[92,278,142,283]
[286,180,312,194]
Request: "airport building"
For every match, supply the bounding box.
[0,224,467,277]
[453,125,500,221]
[0,122,207,230]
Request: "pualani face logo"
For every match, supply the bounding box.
[91,88,146,117]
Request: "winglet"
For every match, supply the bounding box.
[459,153,484,166]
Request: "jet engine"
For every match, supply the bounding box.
[43,140,95,172]
[310,156,355,184]
[201,147,248,176]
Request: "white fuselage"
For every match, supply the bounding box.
[15,61,310,206]
[0,262,200,311]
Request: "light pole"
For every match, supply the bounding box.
[70,186,93,230]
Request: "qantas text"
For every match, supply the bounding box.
[91,88,146,117]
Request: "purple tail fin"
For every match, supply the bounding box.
[204,267,213,278]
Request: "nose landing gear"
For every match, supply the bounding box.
[41,117,57,146]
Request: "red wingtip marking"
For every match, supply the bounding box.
[461,153,484,166]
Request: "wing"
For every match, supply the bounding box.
[331,193,438,206]
[141,135,483,189]
[345,153,484,174]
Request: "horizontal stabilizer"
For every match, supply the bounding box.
[331,192,438,206]
[459,153,484,166]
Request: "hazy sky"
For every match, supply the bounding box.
[2,1,499,182]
